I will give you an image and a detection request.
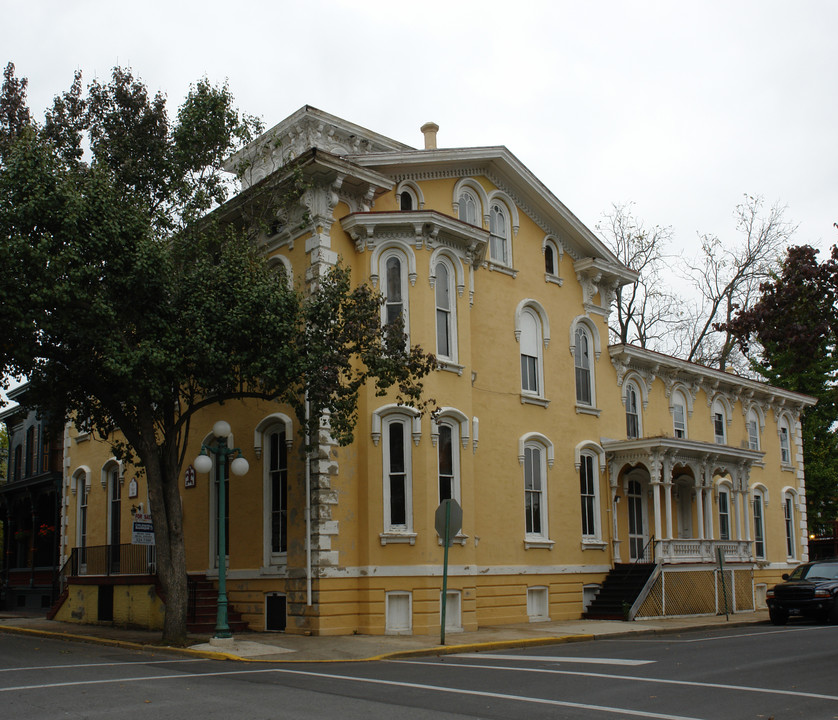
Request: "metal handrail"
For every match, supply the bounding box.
[60,544,156,582]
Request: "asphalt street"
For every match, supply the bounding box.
[2,623,836,719]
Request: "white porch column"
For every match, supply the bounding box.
[652,481,663,542]
[696,485,705,540]
[705,486,715,539]
[664,481,673,540]
[608,459,621,564]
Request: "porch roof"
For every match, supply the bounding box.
[601,436,764,475]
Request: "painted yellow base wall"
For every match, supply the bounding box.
[54,583,165,630]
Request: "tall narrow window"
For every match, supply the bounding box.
[579,453,598,539]
[712,400,727,444]
[78,481,89,564]
[625,384,640,439]
[437,423,461,504]
[489,202,509,265]
[753,492,765,559]
[747,409,760,451]
[435,262,453,360]
[107,467,121,573]
[520,309,542,396]
[383,417,412,532]
[718,488,730,541]
[384,256,404,327]
[25,426,35,477]
[575,327,592,405]
[458,190,478,225]
[13,445,21,481]
[268,428,288,555]
[524,445,546,537]
[779,422,791,464]
[672,392,687,439]
[41,433,51,474]
[544,245,555,275]
[784,494,795,558]
[399,191,414,210]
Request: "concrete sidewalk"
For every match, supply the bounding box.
[0,610,770,663]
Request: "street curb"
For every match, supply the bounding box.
[0,624,229,661]
[0,616,769,664]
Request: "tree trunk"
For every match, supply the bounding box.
[143,449,189,646]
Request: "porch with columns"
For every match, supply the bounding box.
[602,438,764,566]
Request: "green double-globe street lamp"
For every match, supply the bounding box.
[194,420,249,640]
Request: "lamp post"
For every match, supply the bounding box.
[194,420,249,640]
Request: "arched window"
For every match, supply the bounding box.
[747,408,760,451]
[381,250,410,340]
[625,383,641,439]
[458,189,479,225]
[524,443,547,539]
[77,475,90,563]
[712,399,727,445]
[779,417,792,465]
[489,202,510,265]
[783,491,796,559]
[104,462,121,572]
[574,326,593,406]
[435,260,457,361]
[671,390,688,439]
[383,414,413,534]
[752,488,766,559]
[579,452,600,540]
[399,190,414,211]
[266,425,288,558]
[437,420,460,504]
[544,244,555,275]
[25,426,35,477]
[520,308,543,396]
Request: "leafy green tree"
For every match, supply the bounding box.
[0,65,435,644]
[724,244,838,534]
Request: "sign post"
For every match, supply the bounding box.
[435,498,463,645]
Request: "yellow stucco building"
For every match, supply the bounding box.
[56,107,815,634]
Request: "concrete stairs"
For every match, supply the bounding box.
[187,575,249,634]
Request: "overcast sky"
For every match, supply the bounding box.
[3,0,836,257]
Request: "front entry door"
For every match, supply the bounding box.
[627,479,645,560]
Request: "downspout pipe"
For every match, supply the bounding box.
[305,394,312,607]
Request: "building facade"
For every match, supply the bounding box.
[0,385,64,611]
[53,107,815,634]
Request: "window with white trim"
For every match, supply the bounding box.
[399,189,415,211]
[381,250,409,339]
[544,244,556,275]
[77,479,89,563]
[266,426,288,558]
[524,444,548,539]
[386,591,412,635]
[527,586,549,621]
[747,409,760,451]
[574,326,593,406]
[783,492,796,558]
[519,307,543,396]
[579,452,600,540]
[712,400,727,445]
[458,189,479,226]
[672,391,687,439]
[489,202,510,265]
[753,490,766,559]
[435,259,457,361]
[383,415,412,533]
[718,487,731,541]
[779,418,792,465]
[625,383,640,439]
[437,421,460,504]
